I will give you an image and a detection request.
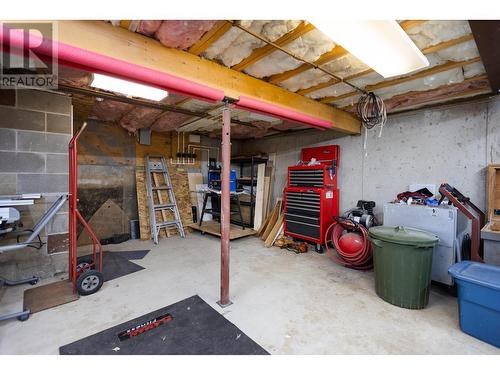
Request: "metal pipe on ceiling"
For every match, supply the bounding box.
[57,84,262,130]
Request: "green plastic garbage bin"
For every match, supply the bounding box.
[369,226,439,309]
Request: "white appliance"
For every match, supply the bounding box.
[383,203,468,285]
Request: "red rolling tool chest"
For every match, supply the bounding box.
[284,145,340,250]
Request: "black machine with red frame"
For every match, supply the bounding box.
[284,145,340,251]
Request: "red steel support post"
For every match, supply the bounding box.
[218,103,232,307]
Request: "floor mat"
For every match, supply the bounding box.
[24,250,149,314]
[108,250,150,260]
[99,251,145,282]
[59,295,269,355]
[24,280,79,314]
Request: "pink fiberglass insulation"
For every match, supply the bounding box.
[209,122,269,139]
[58,66,93,87]
[151,111,192,132]
[137,20,163,36]
[381,77,490,112]
[154,21,218,50]
[90,100,135,122]
[270,120,306,131]
[117,94,190,132]
[119,106,163,132]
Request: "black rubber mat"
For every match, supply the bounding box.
[78,251,146,282]
[59,295,268,355]
[109,250,150,260]
[101,252,145,282]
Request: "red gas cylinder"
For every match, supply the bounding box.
[338,232,364,254]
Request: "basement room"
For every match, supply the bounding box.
[1,1,500,365]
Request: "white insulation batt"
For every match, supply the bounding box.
[244,29,335,78]
[281,54,368,92]
[276,20,479,97]
[203,20,301,67]
[407,20,472,50]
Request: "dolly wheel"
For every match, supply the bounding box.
[76,270,104,296]
[315,244,324,254]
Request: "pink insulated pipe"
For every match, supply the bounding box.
[235,96,332,130]
[0,25,224,102]
[1,25,335,130]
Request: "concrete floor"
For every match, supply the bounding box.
[0,234,498,354]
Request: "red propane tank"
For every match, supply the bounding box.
[338,232,364,254]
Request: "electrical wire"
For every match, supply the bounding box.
[356,92,387,130]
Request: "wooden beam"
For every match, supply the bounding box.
[268,46,348,84]
[232,21,315,72]
[188,21,232,56]
[320,57,481,103]
[398,20,427,30]
[55,21,360,134]
[268,20,424,85]
[300,34,476,97]
[469,21,500,92]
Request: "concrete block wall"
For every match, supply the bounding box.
[0,89,72,279]
[238,95,500,221]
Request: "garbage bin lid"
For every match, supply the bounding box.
[369,226,439,246]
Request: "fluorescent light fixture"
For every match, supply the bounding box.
[90,74,168,101]
[309,20,429,78]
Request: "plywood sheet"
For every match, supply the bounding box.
[188,221,256,239]
[24,280,78,314]
[77,198,130,245]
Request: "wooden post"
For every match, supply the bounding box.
[218,102,232,307]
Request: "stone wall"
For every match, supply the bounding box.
[0,89,72,279]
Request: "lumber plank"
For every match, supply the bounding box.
[253,163,266,230]
[264,214,284,247]
[261,199,282,239]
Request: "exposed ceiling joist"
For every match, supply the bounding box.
[320,56,481,103]
[267,20,425,85]
[188,21,232,56]
[268,46,347,84]
[298,33,476,97]
[56,21,360,135]
[469,21,500,92]
[232,21,315,71]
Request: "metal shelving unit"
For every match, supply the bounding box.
[231,155,268,227]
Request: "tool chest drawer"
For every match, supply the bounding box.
[289,169,324,187]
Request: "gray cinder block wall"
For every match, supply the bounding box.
[0,89,72,279]
[238,95,500,220]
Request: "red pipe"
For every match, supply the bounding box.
[1,25,337,130]
[0,25,225,103]
[218,103,232,307]
[235,96,332,130]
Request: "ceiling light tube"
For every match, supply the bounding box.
[310,20,429,78]
[91,73,168,101]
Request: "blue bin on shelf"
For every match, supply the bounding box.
[448,261,500,348]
